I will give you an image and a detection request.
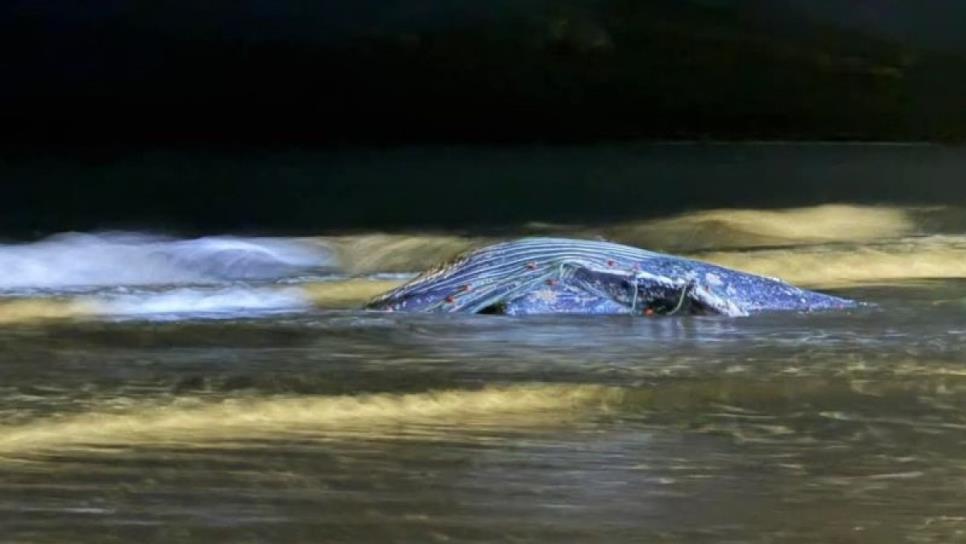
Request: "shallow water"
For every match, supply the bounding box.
[1,202,965,542]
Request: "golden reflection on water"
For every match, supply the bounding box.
[595,204,919,252]
[0,298,95,324]
[301,279,405,308]
[0,385,624,458]
[700,237,966,287]
[6,370,966,460]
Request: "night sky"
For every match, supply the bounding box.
[3,0,965,145]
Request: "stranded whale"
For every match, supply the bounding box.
[366,238,857,317]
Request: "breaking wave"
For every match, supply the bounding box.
[91,286,313,319]
[0,288,308,323]
[0,232,334,291]
[0,280,407,323]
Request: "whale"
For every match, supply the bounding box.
[366,237,858,317]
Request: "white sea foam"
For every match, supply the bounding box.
[0,232,334,290]
[0,286,314,323]
[91,286,313,319]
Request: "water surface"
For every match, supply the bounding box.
[0,200,964,542]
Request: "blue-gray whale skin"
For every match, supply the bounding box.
[367,238,857,317]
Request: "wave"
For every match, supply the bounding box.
[308,205,952,274]
[0,287,310,323]
[0,298,96,325]
[317,233,485,274]
[0,384,623,458]
[307,209,964,290]
[4,227,959,323]
[0,279,410,323]
[699,235,966,287]
[0,206,962,310]
[588,204,922,252]
[0,232,334,291]
[91,286,313,319]
[301,279,409,307]
[5,373,960,459]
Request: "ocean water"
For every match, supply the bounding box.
[0,200,964,540]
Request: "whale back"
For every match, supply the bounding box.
[367,237,856,316]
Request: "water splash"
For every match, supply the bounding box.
[92,286,313,319]
[0,232,334,291]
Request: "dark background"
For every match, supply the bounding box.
[2,1,965,236]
